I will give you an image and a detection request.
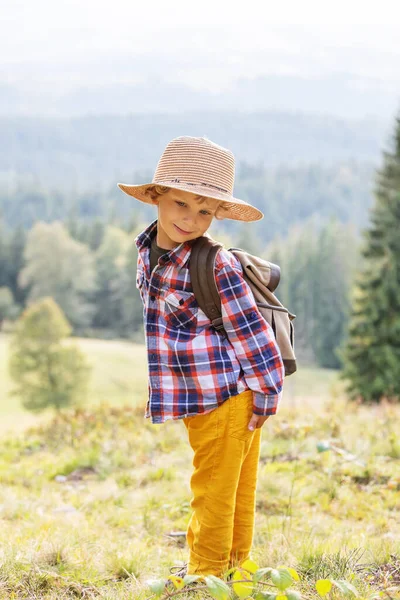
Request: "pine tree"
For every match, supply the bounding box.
[312,219,358,368]
[266,219,318,361]
[266,217,359,368]
[342,114,400,402]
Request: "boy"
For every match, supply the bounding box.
[118,136,284,578]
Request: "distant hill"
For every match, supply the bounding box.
[0,111,389,191]
[0,161,375,244]
[0,72,398,121]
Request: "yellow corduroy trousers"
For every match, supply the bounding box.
[182,389,262,576]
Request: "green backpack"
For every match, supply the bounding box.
[190,236,297,376]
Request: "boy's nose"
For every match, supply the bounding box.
[183,214,196,226]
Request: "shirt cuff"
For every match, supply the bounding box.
[252,391,282,416]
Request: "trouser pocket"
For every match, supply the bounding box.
[228,390,254,441]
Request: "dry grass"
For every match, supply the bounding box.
[0,334,399,598]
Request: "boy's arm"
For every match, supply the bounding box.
[214,253,285,416]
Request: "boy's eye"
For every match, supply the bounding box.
[174,200,210,216]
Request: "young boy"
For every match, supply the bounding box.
[118,136,284,578]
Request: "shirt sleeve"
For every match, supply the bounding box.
[214,252,285,416]
[136,255,146,304]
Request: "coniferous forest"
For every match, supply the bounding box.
[0,111,399,381]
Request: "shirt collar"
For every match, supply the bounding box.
[135,219,193,269]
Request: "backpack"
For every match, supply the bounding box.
[189,236,297,376]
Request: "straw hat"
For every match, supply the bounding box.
[117,136,264,222]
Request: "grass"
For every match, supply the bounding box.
[0,332,336,422]
[0,333,148,434]
[0,333,399,598]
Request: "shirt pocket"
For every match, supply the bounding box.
[164,290,198,329]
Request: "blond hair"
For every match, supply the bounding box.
[145,185,228,219]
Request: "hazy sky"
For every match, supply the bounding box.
[1,0,399,122]
[2,1,399,81]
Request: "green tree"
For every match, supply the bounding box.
[235,223,261,255]
[19,221,96,329]
[86,219,106,251]
[9,297,91,412]
[0,221,9,288]
[266,219,318,361]
[342,114,400,402]
[119,238,145,337]
[265,217,359,367]
[0,287,18,327]
[312,219,359,368]
[92,226,129,330]
[7,225,27,305]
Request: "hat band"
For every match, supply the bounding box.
[157,178,230,195]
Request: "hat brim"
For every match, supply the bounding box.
[117,181,264,222]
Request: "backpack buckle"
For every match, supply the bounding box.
[211,317,224,331]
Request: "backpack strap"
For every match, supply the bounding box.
[190,236,224,330]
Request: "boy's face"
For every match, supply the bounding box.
[154,189,219,249]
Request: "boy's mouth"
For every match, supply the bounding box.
[174,224,193,235]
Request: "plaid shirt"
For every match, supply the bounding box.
[136,220,284,424]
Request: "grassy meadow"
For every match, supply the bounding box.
[0,332,399,599]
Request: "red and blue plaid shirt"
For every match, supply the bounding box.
[136,220,284,424]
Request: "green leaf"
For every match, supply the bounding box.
[255,594,276,600]
[286,591,302,600]
[253,567,273,582]
[270,570,280,585]
[332,580,347,594]
[146,579,166,596]
[343,581,359,597]
[316,580,332,596]
[332,579,359,597]
[277,566,300,582]
[183,574,203,585]
[270,569,293,591]
[205,575,231,600]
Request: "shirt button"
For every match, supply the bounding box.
[150,295,156,301]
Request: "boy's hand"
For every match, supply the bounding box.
[248,414,270,431]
